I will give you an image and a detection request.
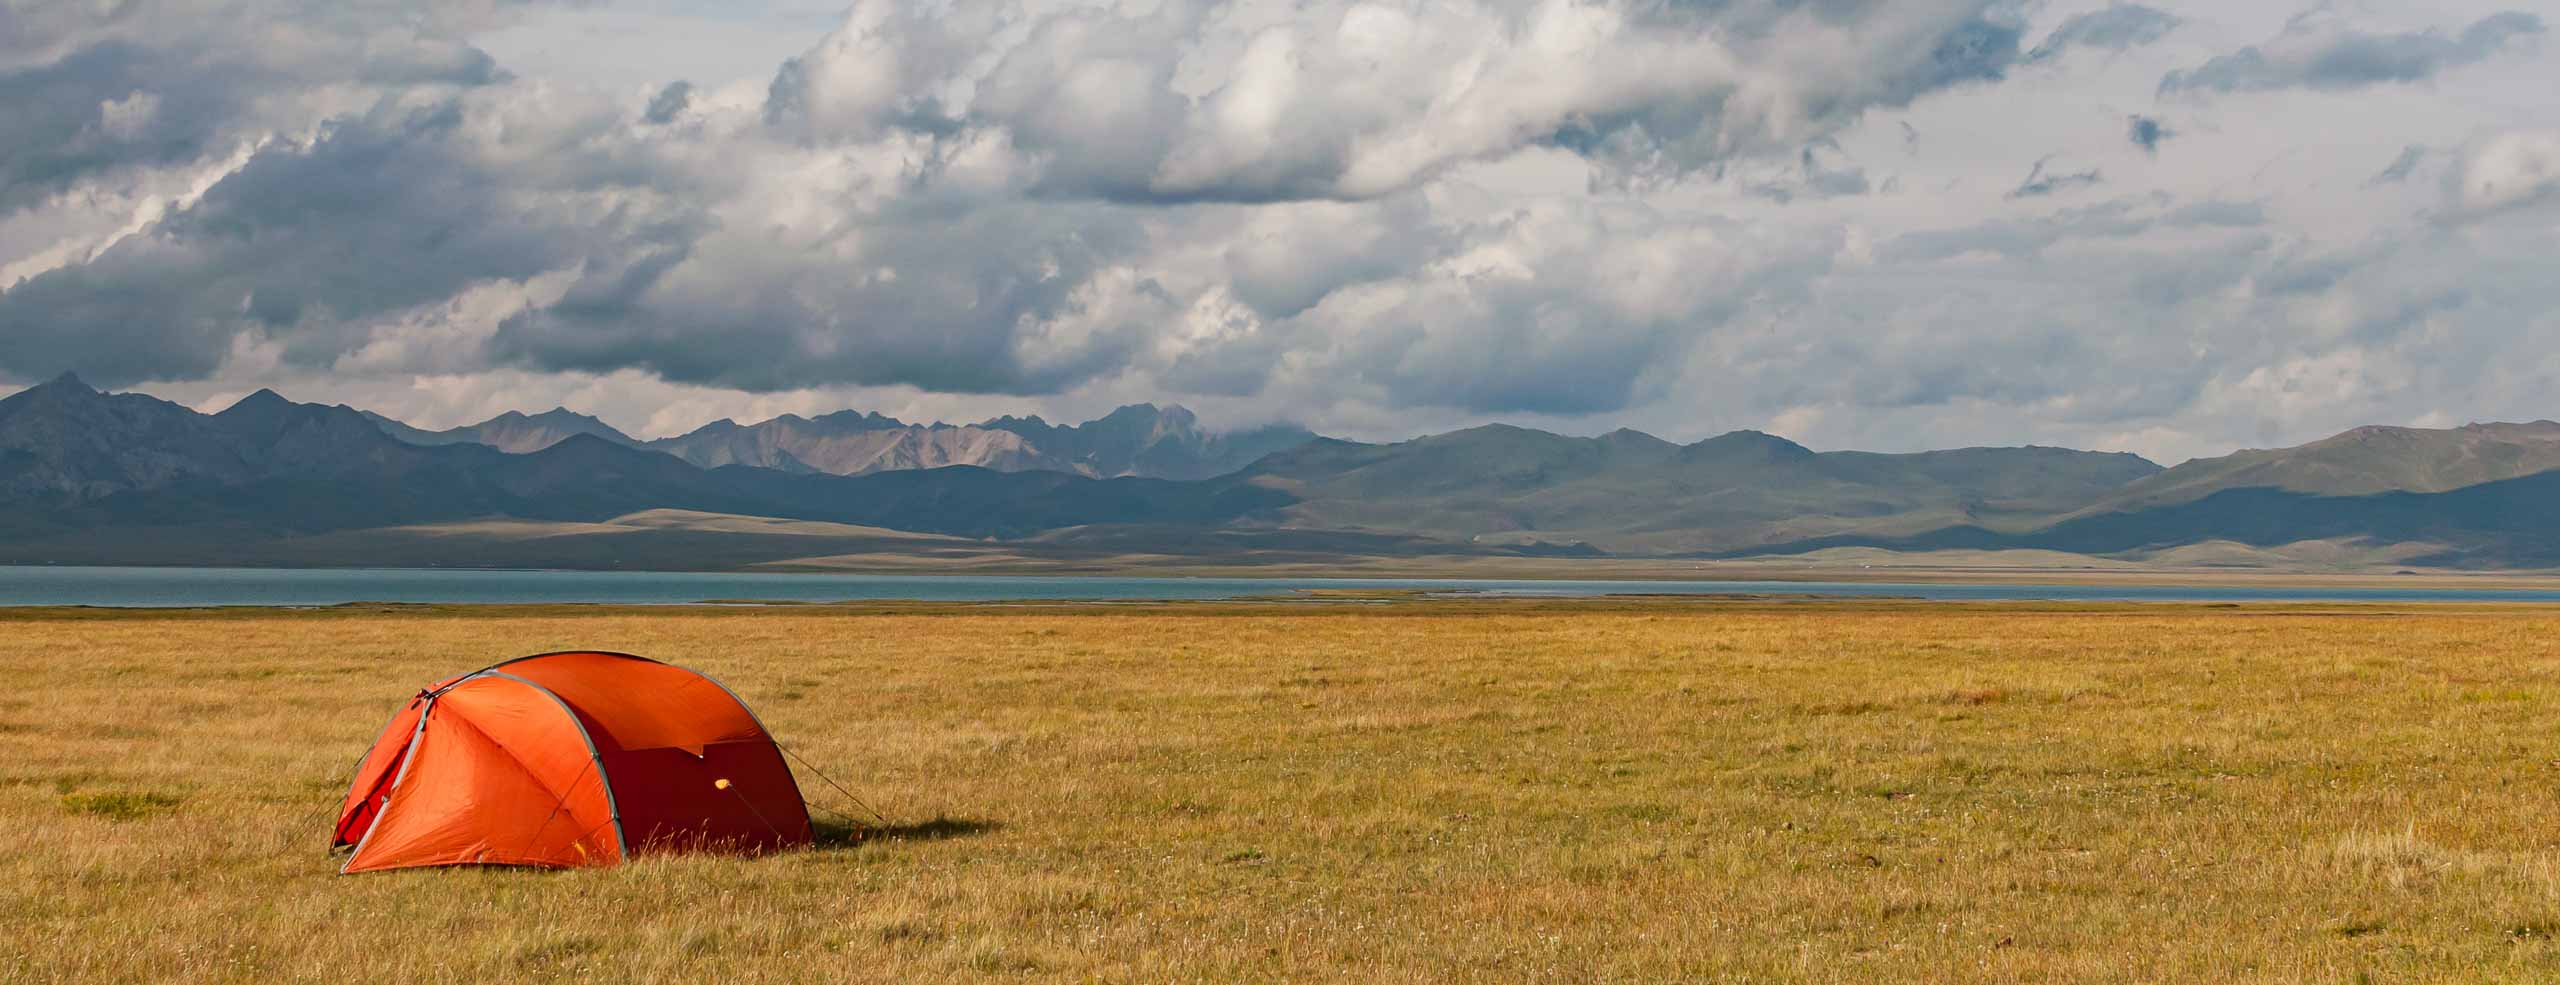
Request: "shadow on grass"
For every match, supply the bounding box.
[814,815,1001,848]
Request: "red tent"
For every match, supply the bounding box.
[332,650,812,873]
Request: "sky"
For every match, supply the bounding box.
[1,0,2555,463]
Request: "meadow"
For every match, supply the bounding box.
[7,599,2560,982]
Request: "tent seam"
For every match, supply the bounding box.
[332,695,423,849]
[428,651,661,698]
[483,671,630,861]
[339,691,438,875]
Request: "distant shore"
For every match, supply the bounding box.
[10,561,2560,610]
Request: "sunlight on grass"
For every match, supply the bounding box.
[5,600,2560,981]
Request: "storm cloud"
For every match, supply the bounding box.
[0,95,674,383]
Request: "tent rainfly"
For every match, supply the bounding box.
[332,650,813,873]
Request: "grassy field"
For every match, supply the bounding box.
[8,600,2560,982]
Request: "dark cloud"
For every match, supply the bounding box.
[0,0,506,211]
[2024,4,2180,63]
[1456,9,2019,194]
[2126,115,2173,154]
[2161,11,2545,94]
[3,63,1183,397]
[0,40,496,211]
[643,81,694,124]
[2008,156,2103,199]
[1876,14,2024,95]
[0,44,250,210]
[0,98,670,385]
[760,55,809,126]
[2370,145,2428,185]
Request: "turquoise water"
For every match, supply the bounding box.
[2,565,2557,607]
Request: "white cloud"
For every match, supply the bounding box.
[765,0,2025,201]
[2449,130,2560,217]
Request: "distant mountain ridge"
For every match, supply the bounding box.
[362,407,643,454]
[1724,469,2560,568]
[0,375,1293,544]
[364,401,1318,481]
[1243,424,2166,553]
[2076,421,2560,514]
[12,372,2560,569]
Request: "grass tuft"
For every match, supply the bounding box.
[58,790,182,820]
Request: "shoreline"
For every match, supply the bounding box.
[10,557,2560,591]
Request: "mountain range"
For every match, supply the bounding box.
[9,372,2560,570]
[1243,426,2165,554]
[362,402,1315,481]
[0,376,1290,545]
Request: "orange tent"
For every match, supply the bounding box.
[331,650,813,873]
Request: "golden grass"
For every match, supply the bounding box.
[8,600,2560,982]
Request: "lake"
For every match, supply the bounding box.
[3,565,2559,607]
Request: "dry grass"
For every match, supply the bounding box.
[7,600,2560,982]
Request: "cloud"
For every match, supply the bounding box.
[2446,131,2560,219]
[2008,155,2103,199]
[0,76,706,386]
[5,0,2560,465]
[1745,139,1871,202]
[2,0,2053,397]
[0,42,497,213]
[488,193,1164,394]
[2126,115,2173,154]
[0,0,538,303]
[1260,200,1837,415]
[1709,211,2279,426]
[2025,4,2180,63]
[2161,11,2545,95]
[0,1,510,212]
[760,0,2028,202]
[642,81,694,125]
[2370,145,2428,185]
[1881,197,2263,263]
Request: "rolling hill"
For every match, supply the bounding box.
[1239,425,2164,553]
[2077,421,2560,513]
[1727,470,2560,568]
